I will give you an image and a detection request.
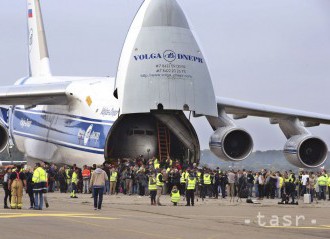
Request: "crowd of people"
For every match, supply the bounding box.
[2,155,330,210]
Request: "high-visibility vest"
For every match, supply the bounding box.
[197,172,202,182]
[82,169,90,179]
[72,172,78,184]
[110,172,118,182]
[279,177,284,188]
[32,167,47,183]
[288,174,294,183]
[203,174,211,185]
[187,178,196,190]
[65,169,71,179]
[156,173,164,187]
[180,172,187,183]
[318,176,327,186]
[154,159,160,169]
[285,175,294,183]
[148,177,157,191]
[328,177,330,187]
[171,191,180,203]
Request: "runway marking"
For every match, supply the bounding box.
[0,213,118,220]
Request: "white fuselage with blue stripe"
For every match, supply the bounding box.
[9,76,119,166]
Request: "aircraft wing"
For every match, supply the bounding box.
[0,82,71,105]
[217,96,330,125]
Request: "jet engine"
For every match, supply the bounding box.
[0,124,8,153]
[284,135,327,168]
[209,126,253,161]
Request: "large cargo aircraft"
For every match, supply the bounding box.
[0,0,330,168]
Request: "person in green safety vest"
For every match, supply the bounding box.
[156,169,164,206]
[203,169,212,199]
[327,173,330,201]
[64,165,71,193]
[284,171,296,204]
[153,156,160,169]
[109,167,118,195]
[186,172,197,206]
[70,168,79,198]
[180,169,188,196]
[148,174,157,205]
[318,173,327,200]
[32,163,47,210]
[170,185,180,206]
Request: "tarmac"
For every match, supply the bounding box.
[0,191,330,239]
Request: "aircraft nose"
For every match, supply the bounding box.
[140,0,190,29]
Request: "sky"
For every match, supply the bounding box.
[1,0,330,151]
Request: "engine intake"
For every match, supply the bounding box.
[284,135,328,168]
[0,124,8,153]
[209,127,253,161]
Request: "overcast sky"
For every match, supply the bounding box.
[1,0,330,151]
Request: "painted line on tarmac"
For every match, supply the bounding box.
[320,225,330,228]
[0,213,118,220]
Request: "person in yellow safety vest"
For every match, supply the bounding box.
[153,157,160,169]
[71,168,79,198]
[166,157,173,168]
[180,170,188,196]
[196,170,202,197]
[156,169,164,206]
[64,166,71,192]
[279,174,284,199]
[32,163,47,210]
[318,173,327,200]
[197,171,202,183]
[148,174,157,205]
[109,167,118,195]
[283,172,296,204]
[203,170,212,199]
[170,185,180,206]
[328,175,330,201]
[185,173,196,206]
[8,165,26,209]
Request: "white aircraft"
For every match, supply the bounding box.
[1,0,330,168]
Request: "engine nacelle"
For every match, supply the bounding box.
[0,124,8,153]
[284,135,328,168]
[209,126,253,161]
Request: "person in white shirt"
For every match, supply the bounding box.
[301,171,309,196]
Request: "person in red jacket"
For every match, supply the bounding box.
[82,165,91,194]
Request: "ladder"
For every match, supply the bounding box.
[157,121,170,162]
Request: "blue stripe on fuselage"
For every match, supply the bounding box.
[12,108,113,154]
[15,107,114,124]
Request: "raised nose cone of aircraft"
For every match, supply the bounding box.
[116,0,217,117]
[140,0,190,28]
